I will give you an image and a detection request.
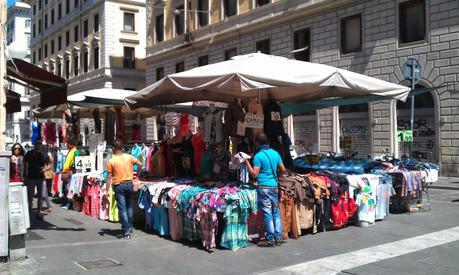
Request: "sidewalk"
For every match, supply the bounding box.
[429,177,459,191]
[3,187,459,275]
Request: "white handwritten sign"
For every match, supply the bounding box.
[75,156,92,171]
[244,113,264,129]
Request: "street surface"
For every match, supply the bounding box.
[2,177,459,275]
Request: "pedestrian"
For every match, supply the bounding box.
[42,147,54,213]
[245,132,286,247]
[106,139,142,240]
[62,138,80,209]
[23,139,50,220]
[10,143,25,182]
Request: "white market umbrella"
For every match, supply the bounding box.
[68,88,138,108]
[126,53,410,108]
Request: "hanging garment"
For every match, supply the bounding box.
[375,176,395,220]
[295,200,315,234]
[168,208,183,241]
[224,100,246,137]
[31,122,41,145]
[109,184,119,222]
[263,100,284,140]
[44,122,57,146]
[191,131,205,175]
[131,145,141,172]
[247,98,264,140]
[279,192,299,239]
[179,114,190,135]
[203,110,224,143]
[132,124,141,141]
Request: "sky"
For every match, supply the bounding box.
[7,0,16,9]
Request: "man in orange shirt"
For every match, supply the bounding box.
[106,139,142,240]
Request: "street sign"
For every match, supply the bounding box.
[397,130,413,142]
[403,58,422,85]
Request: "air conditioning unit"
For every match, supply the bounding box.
[184,32,193,43]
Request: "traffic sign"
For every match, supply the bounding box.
[403,58,422,85]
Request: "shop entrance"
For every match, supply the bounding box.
[397,90,437,162]
[339,104,371,157]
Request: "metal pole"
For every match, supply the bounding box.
[409,65,415,159]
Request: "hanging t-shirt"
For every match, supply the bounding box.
[131,145,141,172]
[375,182,396,220]
[356,175,379,226]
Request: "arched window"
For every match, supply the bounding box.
[397,85,436,161]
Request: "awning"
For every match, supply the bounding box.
[5,90,21,113]
[6,58,67,108]
[68,88,138,108]
[280,86,445,116]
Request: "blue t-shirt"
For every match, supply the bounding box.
[253,148,283,187]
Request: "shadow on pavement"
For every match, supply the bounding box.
[98,228,123,237]
[28,209,86,232]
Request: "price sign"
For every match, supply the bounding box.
[271,111,281,121]
[75,156,92,171]
[244,113,264,129]
[397,130,413,142]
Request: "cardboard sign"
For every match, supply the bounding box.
[75,156,92,171]
[244,113,264,129]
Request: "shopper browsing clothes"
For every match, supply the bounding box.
[42,147,54,213]
[245,132,286,247]
[106,139,142,240]
[62,138,80,209]
[23,139,50,220]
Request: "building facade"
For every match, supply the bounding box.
[26,0,147,103]
[145,0,459,176]
[6,1,32,144]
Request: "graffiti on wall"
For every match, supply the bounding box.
[340,117,370,157]
[292,116,318,154]
[397,112,436,161]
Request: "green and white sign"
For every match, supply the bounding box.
[397,130,413,142]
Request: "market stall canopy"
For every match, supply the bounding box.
[280,86,445,116]
[5,90,21,113]
[6,58,67,108]
[32,104,93,119]
[68,88,138,108]
[126,53,411,108]
[33,103,158,120]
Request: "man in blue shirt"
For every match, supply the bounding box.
[245,132,286,247]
